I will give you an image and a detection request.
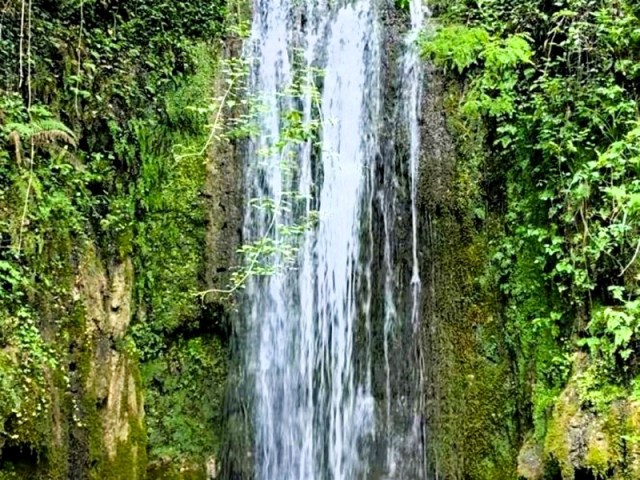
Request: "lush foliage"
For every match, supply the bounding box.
[423,0,640,476]
[144,337,226,472]
[1,0,236,477]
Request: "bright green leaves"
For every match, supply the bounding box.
[229,203,319,292]
[197,66,324,299]
[395,0,411,13]
[483,35,533,70]
[421,25,532,117]
[425,0,640,424]
[583,293,640,363]
[466,34,533,116]
[421,26,490,73]
[567,121,640,278]
[142,336,227,469]
[569,123,640,364]
[0,98,80,448]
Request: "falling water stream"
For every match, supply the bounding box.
[242,1,425,478]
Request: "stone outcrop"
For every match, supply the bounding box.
[73,246,146,479]
[517,355,640,479]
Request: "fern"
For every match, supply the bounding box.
[31,129,77,147]
[5,118,77,156]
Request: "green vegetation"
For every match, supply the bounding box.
[422,0,640,477]
[0,0,244,477]
[0,0,321,474]
[221,69,323,296]
[4,0,640,477]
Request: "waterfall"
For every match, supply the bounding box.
[241,1,425,478]
[378,0,426,472]
[406,0,425,324]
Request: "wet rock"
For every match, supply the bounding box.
[517,438,544,480]
[74,245,145,478]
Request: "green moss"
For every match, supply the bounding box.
[538,375,640,479]
[102,421,147,480]
[544,386,580,479]
[623,403,640,478]
[1,0,233,477]
[423,0,640,477]
[127,43,234,475]
[423,214,518,479]
[419,73,519,478]
[576,365,628,414]
[143,336,227,469]
[532,385,563,443]
[585,435,611,476]
[95,355,147,480]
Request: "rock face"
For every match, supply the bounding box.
[0,241,146,479]
[418,66,519,479]
[204,40,244,298]
[514,354,640,480]
[518,439,544,480]
[72,246,146,479]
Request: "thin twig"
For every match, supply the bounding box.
[196,214,277,298]
[176,77,236,161]
[620,239,640,277]
[195,69,322,299]
[18,0,25,88]
[75,0,84,115]
[27,0,31,108]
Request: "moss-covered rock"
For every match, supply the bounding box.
[1,0,239,477]
[529,356,640,479]
[518,437,544,480]
[544,383,587,478]
[75,247,147,479]
[419,69,518,480]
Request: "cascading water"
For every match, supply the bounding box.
[241,0,426,478]
[378,0,427,476]
[406,0,425,330]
